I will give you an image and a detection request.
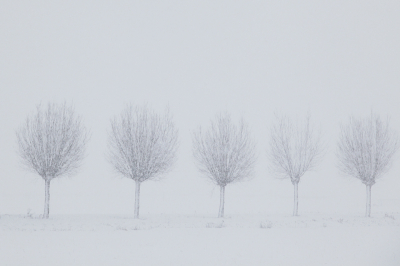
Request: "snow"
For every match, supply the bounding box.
[1,213,399,265]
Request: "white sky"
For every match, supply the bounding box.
[1,0,399,217]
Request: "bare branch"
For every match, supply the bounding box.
[268,114,324,184]
[337,113,398,186]
[192,113,256,187]
[107,104,178,183]
[16,102,88,181]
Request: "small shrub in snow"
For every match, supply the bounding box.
[206,221,225,228]
[260,221,272,229]
[384,213,395,220]
[25,209,33,219]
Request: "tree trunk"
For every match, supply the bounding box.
[134,180,141,219]
[366,184,372,217]
[218,185,225,218]
[43,179,50,219]
[293,181,299,216]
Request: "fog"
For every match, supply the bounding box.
[1,1,399,217]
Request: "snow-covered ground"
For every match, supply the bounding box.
[1,213,399,265]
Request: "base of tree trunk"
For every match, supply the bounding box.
[218,185,225,218]
[43,179,51,219]
[365,184,372,217]
[134,181,141,219]
[293,181,299,216]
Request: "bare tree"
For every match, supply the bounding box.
[268,114,323,216]
[337,113,398,217]
[192,114,256,218]
[16,103,88,219]
[108,105,178,218]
